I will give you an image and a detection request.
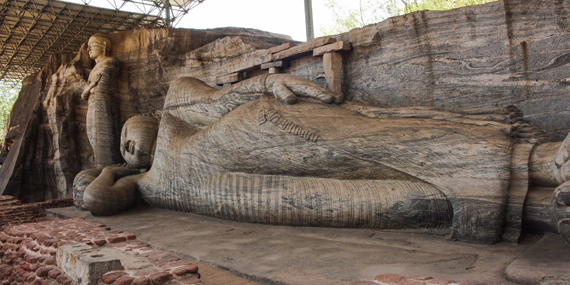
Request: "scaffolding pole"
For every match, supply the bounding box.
[304,0,314,41]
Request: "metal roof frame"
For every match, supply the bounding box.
[0,0,204,83]
[98,0,205,27]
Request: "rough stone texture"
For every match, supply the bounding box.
[81,33,123,168]
[0,27,293,203]
[331,0,570,138]
[3,1,570,205]
[57,244,124,285]
[2,0,570,243]
[505,233,570,284]
[78,70,570,244]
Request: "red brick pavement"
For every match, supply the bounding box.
[0,198,204,285]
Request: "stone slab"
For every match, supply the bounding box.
[96,247,154,271]
[505,233,570,284]
[57,244,124,285]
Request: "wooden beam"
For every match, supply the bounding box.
[215,72,244,86]
[323,52,343,94]
[261,60,290,70]
[268,42,296,54]
[313,41,352,56]
[271,37,336,61]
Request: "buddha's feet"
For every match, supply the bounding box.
[550,134,570,242]
[555,133,570,184]
[553,181,570,243]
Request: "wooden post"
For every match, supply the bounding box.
[323,52,342,94]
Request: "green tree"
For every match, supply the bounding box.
[319,0,400,36]
[0,80,21,140]
[318,0,497,36]
[401,0,498,13]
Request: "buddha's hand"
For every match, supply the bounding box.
[102,163,141,180]
[80,85,92,101]
[81,74,102,101]
[265,74,343,105]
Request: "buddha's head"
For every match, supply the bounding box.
[87,33,112,60]
[121,114,159,170]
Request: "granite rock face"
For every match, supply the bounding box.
[2,0,570,208]
[336,0,570,136]
[0,28,293,202]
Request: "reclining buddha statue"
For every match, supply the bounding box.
[74,74,570,244]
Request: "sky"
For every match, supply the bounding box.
[65,0,362,42]
[176,0,333,41]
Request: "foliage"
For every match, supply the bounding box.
[401,0,498,13]
[318,0,498,36]
[0,80,21,140]
[318,0,399,36]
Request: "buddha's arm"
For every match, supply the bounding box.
[163,74,342,128]
[81,58,118,100]
[83,165,142,216]
[81,75,99,100]
[216,74,342,107]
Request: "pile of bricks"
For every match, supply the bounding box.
[98,242,202,285]
[0,218,203,284]
[0,195,73,227]
[349,273,487,285]
[0,196,21,207]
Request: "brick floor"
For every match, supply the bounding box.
[0,196,204,285]
[0,195,73,227]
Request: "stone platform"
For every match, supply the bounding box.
[47,205,570,285]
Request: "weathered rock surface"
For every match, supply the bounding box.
[0,27,294,202]
[505,233,570,284]
[335,0,570,137]
[2,0,570,208]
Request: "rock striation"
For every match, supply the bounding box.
[2,0,570,209]
[0,28,294,202]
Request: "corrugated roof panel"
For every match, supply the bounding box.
[0,0,172,82]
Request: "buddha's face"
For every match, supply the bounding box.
[121,116,159,170]
[87,41,105,60]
